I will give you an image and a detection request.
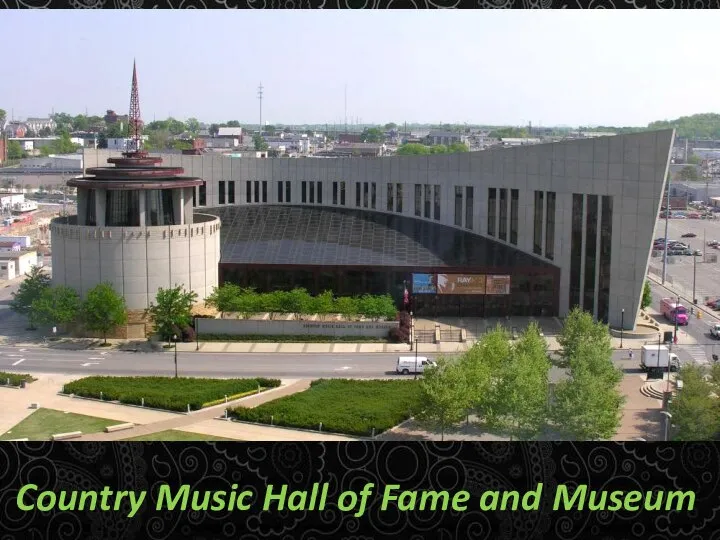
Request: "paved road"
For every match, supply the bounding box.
[0,340,632,383]
[647,280,720,366]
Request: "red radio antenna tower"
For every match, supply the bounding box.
[126,59,144,155]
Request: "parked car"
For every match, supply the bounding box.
[682,233,697,238]
[694,249,702,256]
[706,298,719,307]
[711,324,720,339]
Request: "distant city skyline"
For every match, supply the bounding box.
[2,11,720,127]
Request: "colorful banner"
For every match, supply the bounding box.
[411,273,436,294]
[486,275,511,295]
[435,274,486,295]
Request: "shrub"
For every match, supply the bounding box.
[228,379,422,437]
[389,327,409,343]
[0,372,37,386]
[182,325,196,343]
[62,376,281,412]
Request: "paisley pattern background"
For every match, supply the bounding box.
[0,442,719,539]
[0,0,712,9]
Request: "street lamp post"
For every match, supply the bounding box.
[173,334,178,378]
[414,337,419,380]
[693,247,698,305]
[674,295,680,346]
[661,411,672,442]
[620,309,625,349]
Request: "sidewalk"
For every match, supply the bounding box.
[1,375,356,442]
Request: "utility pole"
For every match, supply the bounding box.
[258,83,264,134]
[662,177,670,284]
[344,84,348,135]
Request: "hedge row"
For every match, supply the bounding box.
[198,333,387,343]
[62,376,281,412]
[228,379,422,437]
[206,286,398,321]
[0,372,37,386]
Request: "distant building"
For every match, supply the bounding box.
[0,135,6,165]
[317,143,385,157]
[0,241,22,252]
[339,133,362,144]
[25,118,56,134]
[3,122,27,138]
[0,251,38,280]
[9,137,59,152]
[103,110,129,125]
[426,130,468,146]
[500,138,542,147]
[217,127,243,138]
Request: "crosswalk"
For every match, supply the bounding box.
[682,344,709,365]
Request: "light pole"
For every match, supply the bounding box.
[195,318,199,351]
[173,334,178,378]
[660,411,672,442]
[662,180,670,284]
[693,247,698,305]
[620,309,625,349]
[674,294,680,346]
[414,337,419,380]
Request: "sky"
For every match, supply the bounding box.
[3,10,720,128]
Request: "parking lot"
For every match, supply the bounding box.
[651,212,720,304]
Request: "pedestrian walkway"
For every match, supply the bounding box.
[682,344,710,365]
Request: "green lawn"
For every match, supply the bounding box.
[125,430,235,442]
[0,408,118,441]
[228,379,422,437]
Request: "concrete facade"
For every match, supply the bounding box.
[50,214,220,309]
[196,319,398,338]
[84,129,674,329]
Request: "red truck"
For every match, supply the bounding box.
[661,298,689,325]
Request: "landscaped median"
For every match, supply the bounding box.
[227,379,422,437]
[0,372,37,388]
[61,376,282,413]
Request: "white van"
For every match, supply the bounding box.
[396,356,436,375]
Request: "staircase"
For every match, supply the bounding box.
[640,379,675,400]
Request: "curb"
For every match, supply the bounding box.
[212,416,368,440]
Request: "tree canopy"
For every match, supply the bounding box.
[10,266,51,328]
[82,283,128,344]
[147,286,198,342]
[30,285,81,329]
[396,142,469,155]
[669,364,720,441]
[361,127,385,143]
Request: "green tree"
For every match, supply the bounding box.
[493,322,551,439]
[30,285,81,330]
[51,112,74,132]
[209,124,220,137]
[105,123,124,138]
[0,108,6,127]
[226,120,241,127]
[361,127,385,143]
[466,325,513,426]
[71,115,90,132]
[41,131,80,156]
[147,286,198,342]
[264,125,277,136]
[679,165,699,181]
[447,142,469,153]
[254,134,268,151]
[669,364,720,441]
[416,358,470,441]
[205,283,244,316]
[166,118,187,135]
[7,140,26,159]
[557,307,612,364]
[171,139,192,151]
[82,283,128,344]
[39,127,52,138]
[384,123,397,130]
[185,118,200,135]
[9,266,51,328]
[145,129,171,150]
[312,290,335,315]
[551,340,624,440]
[396,143,431,155]
[687,154,702,165]
[642,280,652,310]
[335,296,359,320]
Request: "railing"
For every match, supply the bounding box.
[414,330,435,344]
[440,329,462,342]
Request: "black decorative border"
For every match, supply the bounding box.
[1,441,719,539]
[0,0,706,9]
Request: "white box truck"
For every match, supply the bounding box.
[396,356,436,375]
[640,344,679,372]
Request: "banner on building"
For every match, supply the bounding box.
[435,274,486,295]
[411,273,436,294]
[486,275,511,295]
